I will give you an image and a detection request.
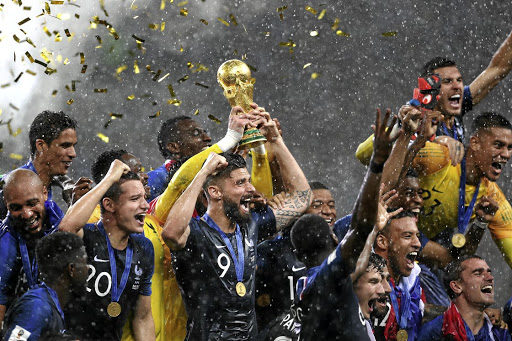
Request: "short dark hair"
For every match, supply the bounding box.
[422,57,457,77]
[379,211,417,237]
[404,168,419,179]
[29,110,77,157]
[353,252,388,284]
[202,153,247,196]
[291,214,332,264]
[308,181,330,191]
[90,149,128,184]
[36,232,85,284]
[443,255,485,299]
[101,172,140,213]
[157,116,191,159]
[470,112,512,137]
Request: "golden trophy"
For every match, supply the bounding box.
[217,59,267,149]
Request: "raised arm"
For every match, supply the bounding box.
[341,109,397,271]
[59,160,130,237]
[161,153,227,250]
[470,31,512,106]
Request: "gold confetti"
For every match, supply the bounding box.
[218,17,230,26]
[52,90,58,96]
[193,109,199,116]
[177,75,189,83]
[303,63,312,69]
[336,30,350,37]
[97,133,109,143]
[152,69,162,81]
[310,31,319,37]
[148,23,159,30]
[9,103,19,111]
[72,80,78,91]
[67,98,74,105]
[195,82,209,88]
[45,2,51,14]
[318,9,326,20]
[180,8,188,16]
[1,84,11,88]
[149,111,160,118]
[23,6,31,10]
[116,65,127,74]
[127,95,135,100]
[200,19,208,25]
[9,153,23,160]
[305,6,317,14]
[167,84,175,97]
[208,114,222,124]
[96,35,102,44]
[25,52,34,63]
[35,59,48,67]
[110,112,123,119]
[94,88,108,93]
[132,34,145,43]
[26,70,36,76]
[10,128,22,137]
[167,99,182,106]
[63,57,69,64]
[277,6,287,11]
[180,46,184,52]
[65,84,71,92]
[382,31,398,37]
[64,29,71,37]
[75,13,79,19]
[160,0,165,10]
[331,18,340,31]
[161,22,166,31]
[107,25,119,39]
[45,67,57,75]
[311,73,319,79]
[14,72,23,82]
[178,0,188,5]
[229,13,238,26]
[43,26,51,37]
[79,52,85,64]
[18,17,30,25]
[54,33,62,42]
[13,35,21,43]
[81,65,87,73]
[51,0,64,4]
[26,37,36,48]
[134,60,140,73]
[130,0,137,10]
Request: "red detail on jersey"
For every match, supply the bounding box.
[441,302,467,341]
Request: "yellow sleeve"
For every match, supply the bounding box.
[355,134,374,166]
[487,183,512,241]
[412,142,451,176]
[250,150,273,199]
[153,144,223,223]
[493,238,512,269]
[86,205,101,224]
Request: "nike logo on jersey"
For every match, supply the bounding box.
[215,244,227,249]
[292,265,306,272]
[93,255,109,262]
[245,238,254,248]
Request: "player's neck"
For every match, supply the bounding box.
[31,157,52,189]
[102,219,130,250]
[443,115,456,130]
[464,153,483,186]
[206,208,236,233]
[455,299,486,335]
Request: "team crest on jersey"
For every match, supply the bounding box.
[134,265,143,277]
[8,325,31,340]
[132,263,142,290]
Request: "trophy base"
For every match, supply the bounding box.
[238,128,267,150]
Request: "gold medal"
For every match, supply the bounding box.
[236,282,246,297]
[452,233,466,248]
[107,302,122,317]
[396,329,408,341]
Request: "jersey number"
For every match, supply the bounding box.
[86,264,112,297]
[217,253,231,278]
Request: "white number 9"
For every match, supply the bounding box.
[217,253,231,278]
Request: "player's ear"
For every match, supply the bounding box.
[207,185,222,201]
[375,233,388,251]
[469,135,480,152]
[449,280,462,296]
[35,138,48,156]
[42,186,48,201]
[67,263,76,278]
[102,197,115,213]
[167,142,180,157]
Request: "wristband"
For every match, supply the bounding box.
[472,219,488,230]
[252,144,266,155]
[217,129,243,152]
[369,160,384,173]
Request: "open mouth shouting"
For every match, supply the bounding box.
[481,284,493,296]
[491,161,507,176]
[405,251,418,270]
[240,196,251,214]
[448,94,461,109]
[134,213,146,226]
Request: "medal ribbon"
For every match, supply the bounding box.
[458,157,481,235]
[442,122,458,140]
[203,213,244,283]
[389,280,411,331]
[97,222,133,303]
[18,238,38,289]
[42,282,66,328]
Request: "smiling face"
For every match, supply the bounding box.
[452,258,494,310]
[219,168,255,225]
[108,180,149,234]
[387,217,421,279]
[306,189,337,228]
[37,128,78,176]
[394,177,423,220]
[434,66,464,117]
[354,266,391,319]
[470,127,512,182]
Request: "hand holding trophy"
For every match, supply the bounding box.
[217,59,267,149]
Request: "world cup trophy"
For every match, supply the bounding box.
[217,59,267,149]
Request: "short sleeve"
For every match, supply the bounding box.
[138,239,155,297]
[3,296,52,341]
[0,230,20,305]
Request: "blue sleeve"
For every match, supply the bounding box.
[316,243,351,283]
[3,297,52,341]
[0,230,20,305]
[333,214,352,242]
[461,85,473,117]
[147,165,168,201]
[504,297,512,327]
[419,230,430,251]
[252,206,276,241]
[138,238,155,297]
[417,315,443,341]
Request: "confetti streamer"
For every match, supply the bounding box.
[71,80,77,91]
[97,133,109,143]
[54,33,62,42]
[134,60,140,73]
[178,0,188,5]
[110,113,123,119]
[1,84,11,88]
[67,98,74,105]
[52,90,58,96]
[177,75,189,83]
[331,18,340,31]
[200,19,208,25]
[79,52,85,64]
[218,17,230,26]
[94,88,108,93]
[64,29,71,37]
[25,52,34,63]
[310,31,319,37]
[382,31,398,37]
[127,95,135,100]
[161,22,166,31]
[208,114,222,124]
[157,73,170,82]
[152,69,162,81]
[229,13,238,26]
[116,65,127,74]
[149,111,160,118]
[45,2,51,14]
[167,99,182,106]
[43,26,52,36]
[318,9,326,19]
[180,8,188,16]
[35,59,48,67]
[51,0,64,4]
[18,17,30,25]
[10,153,23,160]
[311,73,319,79]
[13,35,21,43]
[81,65,87,73]
[167,84,175,97]
[148,23,159,30]
[305,6,317,14]
[26,70,36,76]
[132,34,145,42]
[195,82,209,88]
[193,109,199,115]
[9,103,19,111]
[45,67,57,75]
[336,30,350,37]
[303,63,312,69]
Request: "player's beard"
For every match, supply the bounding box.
[223,198,251,226]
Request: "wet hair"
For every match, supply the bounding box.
[422,57,457,77]
[202,153,247,197]
[308,181,330,191]
[290,214,333,265]
[36,232,85,284]
[90,149,128,184]
[443,255,485,299]
[470,112,512,137]
[353,252,388,284]
[157,116,192,159]
[379,211,417,237]
[29,110,77,157]
[100,172,140,213]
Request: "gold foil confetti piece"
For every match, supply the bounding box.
[381,31,398,37]
[331,18,341,30]
[107,26,119,39]
[79,65,86,73]
[64,29,71,37]
[177,75,189,83]
[134,60,140,73]
[160,0,165,10]
[110,112,123,119]
[116,65,127,74]
[50,1,64,4]
[0,84,10,88]
[63,58,69,65]
[200,19,208,25]
[149,111,160,118]
[20,29,26,34]
[52,90,58,96]
[148,23,159,30]
[193,109,199,115]
[167,99,182,106]
[318,9,326,19]
[157,73,170,82]
[10,153,23,160]
[18,17,30,25]
[14,52,16,62]
[180,8,188,16]
[178,0,187,6]
[104,119,113,129]
[79,52,85,64]
[127,95,135,100]
[311,73,319,79]
[11,128,22,137]
[14,72,23,82]
[23,6,31,10]
[229,13,238,26]
[277,6,287,12]
[54,33,62,42]
[152,69,162,81]
[43,26,52,36]
[130,0,137,10]
[25,52,34,63]
[96,35,102,44]
[187,62,194,69]
[99,0,108,16]
[305,6,317,14]
[75,13,79,19]
[279,13,283,20]
[94,88,108,93]
[66,98,74,105]
[310,31,319,37]
[180,46,184,52]
[132,34,145,42]
[161,22,166,31]
[26,37,36,48]
[195,82,208,88]
[146,65,152,71]
[167,84,175,97]
[97,133,109,143]
[208,114,222,124]
[45,2,50,14]
[303,63,312,69]
[13,35,21,43]
[218,17,230,26]
[71,80,77,91]
[44,67,56,75]
[65,84,71,92]
[35,59,47,67]
[336,30,350,37]
[9,103,19,110]
[26,70,36,76]
[0,143,2,152]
